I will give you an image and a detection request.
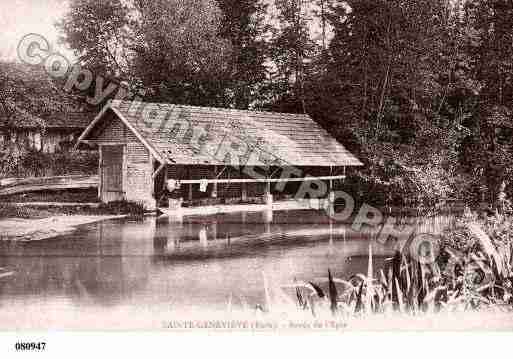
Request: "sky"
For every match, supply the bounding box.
[0,0,335,63]
[0,0,70,61]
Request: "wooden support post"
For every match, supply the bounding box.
[328,166,335,217]
[328,217,334,254]
[163,164,168,199]
[329,165,333,192]
[188,167,193,203]
[150,155,155,197]
[120,146,127,201]
[212,165,218,198]
[265,172,273,208]
[241,182,248,202]
[98,145,103,200]
[241,168,247,202]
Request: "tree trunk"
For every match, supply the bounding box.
[375,18,392,136]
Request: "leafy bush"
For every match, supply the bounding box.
[2,189,99,203]
[0,200,147,220]
[0,203,46,219]
[96,200,146,218]
[0,148,98,178]
[264,215,513,319]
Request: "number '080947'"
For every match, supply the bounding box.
[15,342,46,351]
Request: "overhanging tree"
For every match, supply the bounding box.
[464,0,513,206]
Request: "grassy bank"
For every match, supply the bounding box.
[1,188,99,203]
[0,200,146,241]
[0,200,146,220]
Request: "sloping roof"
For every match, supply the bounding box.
[44,112,96,129]
[1,110,94,130]
[80,100,363,167]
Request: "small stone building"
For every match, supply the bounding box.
[77,100,362,210]
[0,62,94,153]
[0,111,93,153]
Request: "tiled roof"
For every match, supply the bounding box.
[2,110,94,130]
[87,100,363,167]
[44,112,96,129]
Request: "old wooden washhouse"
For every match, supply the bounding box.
[77,100,362,211]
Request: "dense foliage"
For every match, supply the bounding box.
[0,200,145,219]
[16,0,512,207]
[1,150,98,178]
[270,216,513,318]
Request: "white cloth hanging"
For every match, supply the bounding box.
[199,179,208,192]
[166,179,181,192]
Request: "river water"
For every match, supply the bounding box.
[0,209,457,329]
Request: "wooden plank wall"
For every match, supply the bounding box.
[93,111,155,209]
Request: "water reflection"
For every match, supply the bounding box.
[152,209,429,260]
[0,210,458,315]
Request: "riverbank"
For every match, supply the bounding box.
[0,197,147,240]
[0,209,509,330]
[0,214,126,241]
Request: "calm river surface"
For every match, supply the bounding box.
[0,209,456,328]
